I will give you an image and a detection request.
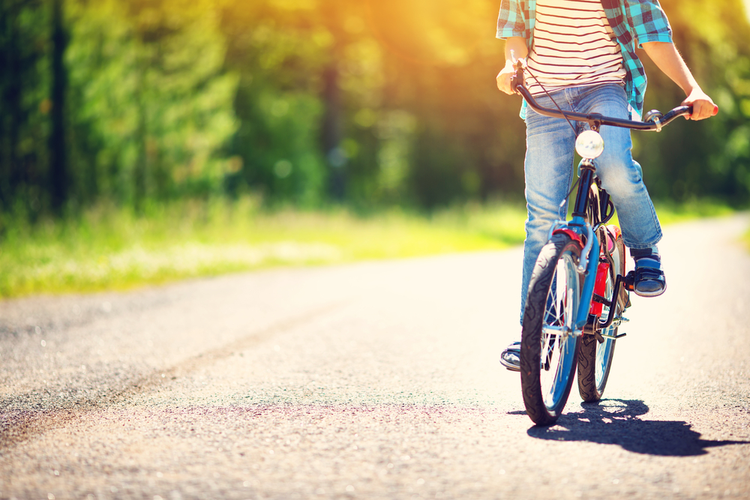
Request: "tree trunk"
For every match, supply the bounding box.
[321,48,346,201]
[49,0,68,213]
[0,2,21,209]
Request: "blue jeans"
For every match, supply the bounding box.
[519,84,662,322]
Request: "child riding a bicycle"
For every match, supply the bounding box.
[495,0,717,371]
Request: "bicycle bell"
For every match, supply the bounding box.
[575,130,605,159]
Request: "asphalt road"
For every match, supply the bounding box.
[1,215,749,500]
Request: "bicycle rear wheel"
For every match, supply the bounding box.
[578,228,626,402]
[520,233,582,426]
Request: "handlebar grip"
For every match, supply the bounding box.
[666,105,693,118]
[510,74,520,93]
[510,66,525,94]
[658,105,693,127]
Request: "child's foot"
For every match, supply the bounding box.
[500,341,521,372]
[631,247,666,297]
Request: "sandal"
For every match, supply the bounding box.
[633,256,667,297]
[500,341,521,372]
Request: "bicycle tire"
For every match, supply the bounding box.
[577,229,626,402]
[520,233,582,426]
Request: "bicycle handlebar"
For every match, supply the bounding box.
[511,62,692,132]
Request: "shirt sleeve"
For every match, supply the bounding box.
[625,0,673,46]
[496,0,528,40]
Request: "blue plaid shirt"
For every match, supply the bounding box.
[497,0,673,119]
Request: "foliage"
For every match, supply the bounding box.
[0,0,52,214]
[637,0,750,205]
[65,0,239,207]
[219,1,330,206]
[0,0,748,220]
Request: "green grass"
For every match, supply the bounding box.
[0,198,526,298]
[651,199,736,224]
[0,197,740,299]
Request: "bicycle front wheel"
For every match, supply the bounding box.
[520,233,582,426]
[578,228,626,402]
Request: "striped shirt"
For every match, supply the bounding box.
[497,0,673,119]
[526,0,626,95]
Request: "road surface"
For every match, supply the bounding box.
[1,215,749,499]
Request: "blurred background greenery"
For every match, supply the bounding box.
[0,0,749,296]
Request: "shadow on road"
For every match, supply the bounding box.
[524,399,750,456]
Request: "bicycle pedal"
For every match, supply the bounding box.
[600,332,627,340]
[623,270,636,292]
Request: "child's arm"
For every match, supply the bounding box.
[641,42,718,120]
[496,37,528,95]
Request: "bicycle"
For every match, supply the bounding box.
[509,58,693,426]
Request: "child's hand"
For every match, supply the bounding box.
[496,62,516,95]
[683,89,719,120]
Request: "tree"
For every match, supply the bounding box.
[0,0,50,216]
[636,0,750,203]
[65,0,239,207]
[49,0,68,212]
